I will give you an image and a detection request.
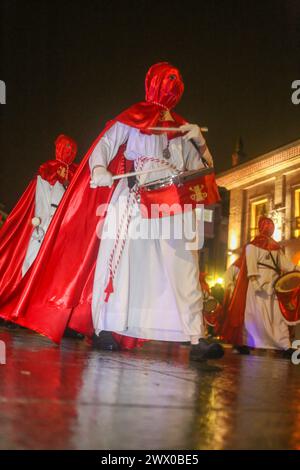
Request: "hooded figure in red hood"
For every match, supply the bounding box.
[0,63,221,359]
[38,134,78,186]
[220,216,300,357]
[0,134,78,298]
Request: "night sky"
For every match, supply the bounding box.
[1,0,300,210]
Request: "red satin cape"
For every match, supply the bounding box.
[0,158,78,304]
[0,104,187,346]
[0,179,36,303]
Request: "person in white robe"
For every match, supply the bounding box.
[244,243,299,354]
[223,216,300,357]
[88,66,224,362]
[22,134,78,276]
[22,176,66,276]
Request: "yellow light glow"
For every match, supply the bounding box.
[229,231,238,251]
[295,189,300,238]
[273,224,282,242]
[206,276,214,288]
[207,276,225,288]
[292,252,300,266]
[227,253,238,269]
[270,211,282,242]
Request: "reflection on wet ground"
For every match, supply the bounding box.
[0,327,300,450]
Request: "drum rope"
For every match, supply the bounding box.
[134,156,178,178]
[104,155,176,302]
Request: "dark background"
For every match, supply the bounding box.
[1,0,300,211]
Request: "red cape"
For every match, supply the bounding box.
[0,159,79,305]
[0,104,186,344]
[0,179,36,303]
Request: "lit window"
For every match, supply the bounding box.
[250,198,268,239]
[294,189,300,238]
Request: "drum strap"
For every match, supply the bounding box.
[269,251,281,275]
[257,252,281,275]
[257,262,279,273]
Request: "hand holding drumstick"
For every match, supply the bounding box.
[149,123,213,167]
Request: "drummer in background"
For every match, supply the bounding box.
[22,135,78,276]
[89,62,224,361]
[221,216,300,358]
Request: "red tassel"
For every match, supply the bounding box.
[104,275,114,302]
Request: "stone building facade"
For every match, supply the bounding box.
[216,139,300,269]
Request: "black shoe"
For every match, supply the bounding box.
[64,328,85,340]
[190,339,224,361]
[233,345,251,355]
[282,348,296,359]
[92,331,120,351]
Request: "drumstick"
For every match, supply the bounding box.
[112,166,175,181]
[190,139,210,168]
[149,126,208,132]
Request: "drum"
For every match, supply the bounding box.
[138,167,221,218]
[203,296,218,314]
[203,297,221,328]
[274,271,300,323]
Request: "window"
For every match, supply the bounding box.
[294,188,300,238]
[249,198,268,239]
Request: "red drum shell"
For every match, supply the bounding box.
[274,271,300,323]
[139,169,221,218]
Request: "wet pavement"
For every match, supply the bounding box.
[0,326,300,450]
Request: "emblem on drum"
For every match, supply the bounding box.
[189,184,208,202]
[57,165,68,179]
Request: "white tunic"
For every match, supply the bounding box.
[90,122,210,342]
[22,176,65,276]
[244,244,298,350]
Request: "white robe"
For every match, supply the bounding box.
[22,175,65,276]
[244,244,298,350]
[90,121,211,342]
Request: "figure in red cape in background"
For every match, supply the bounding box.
[0,134,78,303]
[0,62,222,359]
[220,216,300,358]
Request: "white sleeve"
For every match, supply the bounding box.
[89,122,130,172]
[279,251,300,273]
[34,176,52,228]
[246,244,260,277]
[183,139,214,170]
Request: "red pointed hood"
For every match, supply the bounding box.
[251,216,281,251]
[115,62,186,133]
[38,134,78,185]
